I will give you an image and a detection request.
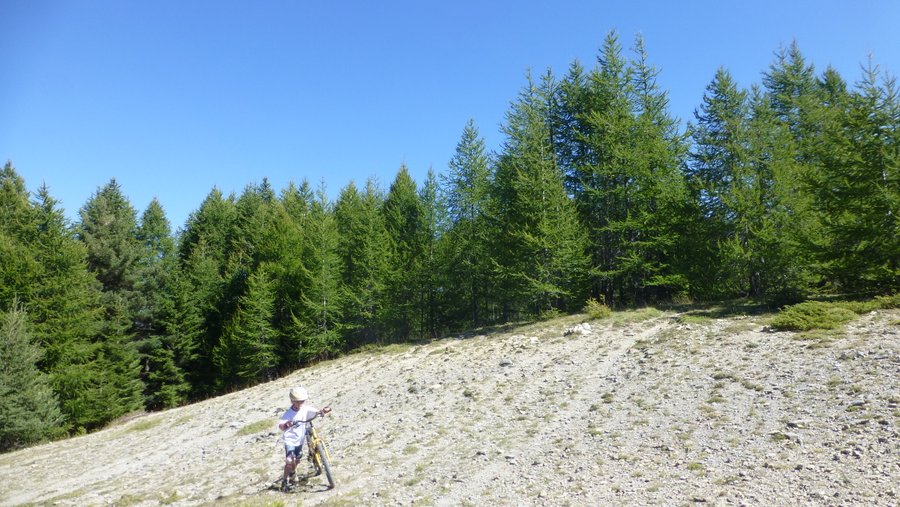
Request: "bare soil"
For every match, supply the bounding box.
[1,307,898,506]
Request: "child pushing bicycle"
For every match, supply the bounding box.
[278,386,332,491]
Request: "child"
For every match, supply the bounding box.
[278,386,331,491]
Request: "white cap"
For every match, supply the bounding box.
[289,386,309,402]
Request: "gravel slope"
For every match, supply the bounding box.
[1,308,897,507]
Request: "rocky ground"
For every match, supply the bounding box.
[1,307,898,507]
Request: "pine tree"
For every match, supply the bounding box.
[568,32,637,305]
[179,187,236,265]
[2,165,139,431]
[175,239,226,396]
[214,181,286,388]
[78,179,143,297]
[763,41,818,142]
[556,32,690,305]
[747,87,816,301]
[27,186,112,430]
[0,162,40,308]
[615,34,692,302]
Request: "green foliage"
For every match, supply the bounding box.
[689,61,815,301]
[213,264,279,386]
[829,294,900,315]
[492,70,590,317]
[557,32,691,306]
[1,35,896,420]
[0,303,66,451]
[874,294,900,309]
[135,199,191,409]
[442,120,495,328]
[584,298,612,320]
[292,182,346,363]
[807,62,899,292]
[383,166,427,340]
[335,179,391,348]
[769,301,857,331]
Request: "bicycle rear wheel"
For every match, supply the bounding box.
[315,441,334,489]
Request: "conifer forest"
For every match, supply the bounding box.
[1,34,897,451]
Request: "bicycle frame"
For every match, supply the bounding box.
[290,409,334,490]
[305,420,333,487]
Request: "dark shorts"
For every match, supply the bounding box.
[285,444,303,459]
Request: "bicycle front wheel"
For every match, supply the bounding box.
[315,441,334,489]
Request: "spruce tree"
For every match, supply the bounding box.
[212,263,278,386]
[76,180,145,415]
[0,302,66,451]
[2,165,136,431]
[176,188,236,393]
[623,35,693,301]
[175,239,226,396]
[295,182,346,362]
[136,200,190,409]
[568,32,637,305]
[688,68,753,297]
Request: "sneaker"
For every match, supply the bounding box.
[280,479,290,492]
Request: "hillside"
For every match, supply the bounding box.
[1,308,898,506]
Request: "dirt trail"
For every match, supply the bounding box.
[1,309,897,506]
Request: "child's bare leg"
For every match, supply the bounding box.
[283,455,295,479]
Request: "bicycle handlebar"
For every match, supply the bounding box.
[289,406,332,426]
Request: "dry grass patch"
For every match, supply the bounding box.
[237,418,274,436]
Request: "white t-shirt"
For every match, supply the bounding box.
[279,404,320,447]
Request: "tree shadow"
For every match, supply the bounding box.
[658,298,774,319]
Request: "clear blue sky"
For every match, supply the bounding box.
[2,0,898,230]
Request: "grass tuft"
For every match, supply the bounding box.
[237,418,274,436]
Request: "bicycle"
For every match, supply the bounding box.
[285,408,334,490]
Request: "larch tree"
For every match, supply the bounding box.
[334,179,390,347]
[382,165,426,340]
[492,70,590,317]
[442,120,495,328]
